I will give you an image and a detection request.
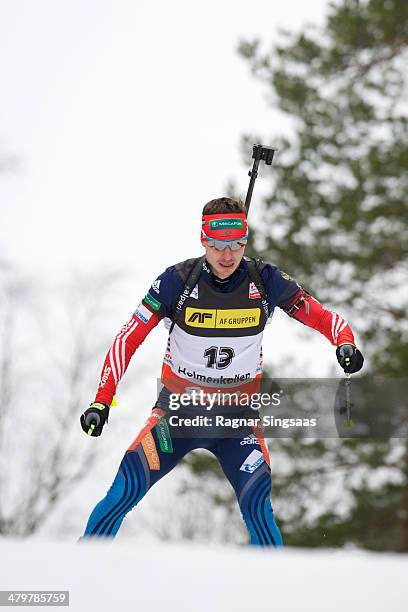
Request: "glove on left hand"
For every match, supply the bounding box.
[336,344,364,374]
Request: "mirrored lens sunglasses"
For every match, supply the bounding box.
[202,233,248,251]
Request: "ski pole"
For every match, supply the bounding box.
[245,144,277,214]
[343,372,353,429]
[87,420,97,436]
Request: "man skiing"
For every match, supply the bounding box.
[80,197,363,545]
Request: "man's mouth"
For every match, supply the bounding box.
[219,262,234,268]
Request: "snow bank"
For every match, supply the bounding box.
[1,540,407,611]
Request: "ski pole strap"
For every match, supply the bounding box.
[245,258,270,319]
[170,255,206,334]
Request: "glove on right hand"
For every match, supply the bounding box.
[80,402,110,437]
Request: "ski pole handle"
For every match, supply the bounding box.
[87,419,98,436]
[80,403,110,437]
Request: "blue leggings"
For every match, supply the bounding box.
[83,409,283,546]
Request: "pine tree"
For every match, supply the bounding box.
[235,0,408,550]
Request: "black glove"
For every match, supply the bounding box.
[80,402,110,436]
[336,344,364,374]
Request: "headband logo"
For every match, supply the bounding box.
[209,219,244,230]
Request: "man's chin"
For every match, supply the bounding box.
[215,263,237,278]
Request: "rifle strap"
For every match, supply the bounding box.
[245,257,270,319]
[169,256,206,334]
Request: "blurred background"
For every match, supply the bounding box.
[1,0,407,551]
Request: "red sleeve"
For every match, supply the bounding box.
[94,308,161,406]
[289,291,355,347]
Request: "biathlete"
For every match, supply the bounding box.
[80,197,363,545]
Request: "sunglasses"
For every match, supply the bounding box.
[202,232,248,251]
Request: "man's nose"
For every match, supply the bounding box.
[221,246,233,258]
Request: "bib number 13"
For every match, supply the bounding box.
[204,346,235,369]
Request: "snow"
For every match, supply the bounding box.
[1,540,407,611]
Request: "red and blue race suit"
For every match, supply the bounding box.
[82,257,355,545]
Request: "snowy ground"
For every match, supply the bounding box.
[1,540,407,611]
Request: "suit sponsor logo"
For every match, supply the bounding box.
[178,366,250,384]
[175,288,190,313]
[240,449,264,473]
[144,292,161,311]
[135,303,153,323]
[240,434,260,445]
[188,311,214,324]
[155,419,173,453]
[99,365,111,388]
[185,307,260,328]
[281,271,294,281]
[190,284,199,299]
[141,431,161,470]
[249,282,261,299]
[152,279,161,294]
